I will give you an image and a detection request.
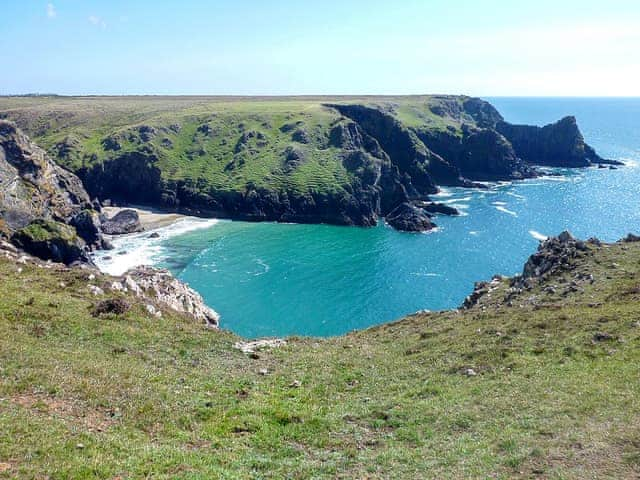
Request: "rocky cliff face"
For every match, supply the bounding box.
[0,121,114,263]
[496,116,612,167]
[0,120,92,231]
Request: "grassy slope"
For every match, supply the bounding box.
[0,96,468,197]
[1,240,639,479]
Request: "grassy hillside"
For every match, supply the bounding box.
[1,237,639,478]
[0,95,484,196]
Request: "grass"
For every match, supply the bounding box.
[1,238,639,478]
[0,95,477,200]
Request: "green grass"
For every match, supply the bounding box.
[1,240,639,478]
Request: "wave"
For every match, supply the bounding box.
[529,230,548,241]
[506,192,525,199]
[93,217,219,276]
[494,205,518,216]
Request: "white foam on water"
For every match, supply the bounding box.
[469,231,479,236]
[494,205,518,216]
[254,258,270,276]
[529,230,548,241]
[93,217,219,276]
[411,272,441,277]
[506,192,525,199]
[433,188,453,198]
[442,196,472,204]
[492,201,508,206]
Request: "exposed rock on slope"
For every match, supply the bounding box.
[0,120,92,231]
[116,266,219,327]
[11,219,90,265]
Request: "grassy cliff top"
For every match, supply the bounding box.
[0,95,491,196]
[1,237,639,478]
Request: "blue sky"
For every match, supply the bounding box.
[2,0,640,96]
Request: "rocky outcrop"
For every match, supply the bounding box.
[11,219,89,265]
[0,120,92,231]
[385,203,435,232]
[328,104,460,193]
[70,210,111,250]
[101,209,143,235]
[117,266,219,327]
[517,231,590,283]
[496,116,617,168]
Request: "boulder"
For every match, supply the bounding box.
[101,209,143,235]
[70,210,104,249]
[386,203,435,232]
[11,219,89,265]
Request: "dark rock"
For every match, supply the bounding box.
[593,332,615,342]
[11,219,89,265]
[197,124,213,136]
[386,203,435,232]
[69,210,104,249]
[417,202,460,216]
[102,136,122,151]
[148,232,161,238]
[101,209,143,235]
[622,233,640,243]
[282,146,306,172]
[497,116,604,167]
[292,128,311,144]
[138,125,156,142]
[91,298,131,317]
[161,138,173,149]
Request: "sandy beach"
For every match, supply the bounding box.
[102,206,185,231]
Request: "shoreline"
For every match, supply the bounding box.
[94,209,220,276]
[102,205,186,231]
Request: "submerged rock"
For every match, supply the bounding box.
[386,203,435,232]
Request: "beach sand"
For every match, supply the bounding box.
[102,206,185,231]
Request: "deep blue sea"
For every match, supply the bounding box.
[96,98,640,339]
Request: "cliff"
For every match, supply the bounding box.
[0,96,613,232]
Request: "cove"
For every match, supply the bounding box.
[100,98,640,338]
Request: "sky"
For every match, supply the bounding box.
[1,0,640,96]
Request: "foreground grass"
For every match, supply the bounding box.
[1,240,639,478]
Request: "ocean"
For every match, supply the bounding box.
[94,98,640,339]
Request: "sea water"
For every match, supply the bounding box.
[94,98,640,338]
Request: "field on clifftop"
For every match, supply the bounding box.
[1,238,639,479]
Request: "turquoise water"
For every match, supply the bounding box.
[100,98,640,338]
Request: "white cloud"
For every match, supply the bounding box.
[46,2,56,18]
[88,15,107,29]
